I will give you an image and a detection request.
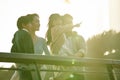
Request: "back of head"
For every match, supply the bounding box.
[62,14,73,25]
[63,14,73,19]
[17,16,28,30]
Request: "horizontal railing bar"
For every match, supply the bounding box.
[0,67,35,71]
[0,52,120,66]
[0,68,120,74]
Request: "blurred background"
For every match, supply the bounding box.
[0,0,120,80]
[0,0,120,68]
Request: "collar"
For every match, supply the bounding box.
[22,28,29,32]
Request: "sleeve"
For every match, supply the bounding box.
[76,35,87,55]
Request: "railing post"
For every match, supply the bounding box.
[107,64,115,80]
[34,63,41,80]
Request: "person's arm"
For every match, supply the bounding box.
[51,25,72,43]
[74,35,87,57]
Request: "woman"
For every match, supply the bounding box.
[46,13,65,55]
[28,13,51,80]
[27,13,50,55]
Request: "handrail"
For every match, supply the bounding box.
[0,52,120,66]
[0,52,120,80]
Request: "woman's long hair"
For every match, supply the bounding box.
[46,13,61,45]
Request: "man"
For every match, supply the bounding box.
[11,15,34,53]
[11,14,41,80]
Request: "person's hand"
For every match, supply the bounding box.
[74,52,84,57]
[73,22,82,27]
[74,23,80,27]
[74,49,85,57]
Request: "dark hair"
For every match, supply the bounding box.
[63,14,73,20]
[17,16,27,30]
[46,13,61,45]
[26,13,39,22]
[62,14,73,25]
[48,13,61,29]
[17,13,39,30]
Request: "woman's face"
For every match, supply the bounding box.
[31,16,40,31]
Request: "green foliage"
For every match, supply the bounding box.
[87,30,120,58]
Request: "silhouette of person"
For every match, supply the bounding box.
[46,13,86,80]
[10,14,42,80]
[46,13,62,45]
[27,13,50,80]
[26,13,50,55]
[59,14,86,80]
[58,14,86,57]
[47,13,85,56]
[45,13,63,80]
[46,13,63,55]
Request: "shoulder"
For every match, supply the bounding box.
[14,30,31,41]
[15,30,28,35]
[73,31,85,40]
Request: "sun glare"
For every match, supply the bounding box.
[0,0,110,67]
[66,0,110,41]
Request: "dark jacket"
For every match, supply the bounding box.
[11,29,34,80]
[11,29,34,53]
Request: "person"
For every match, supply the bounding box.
[49,13,85,54]
[45,13,63,80]
[46,13,62,45]
[27,13,51,80]
[46,13,86,80]
[27,13,50,55]
[57,14,86,57]
[46,13,76,55]
[10,14,42,80]
[60,14,86,80]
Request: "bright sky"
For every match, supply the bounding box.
[0,0,111,67]
[0,0,110,54]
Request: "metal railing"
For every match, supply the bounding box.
[0,52,120,80]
